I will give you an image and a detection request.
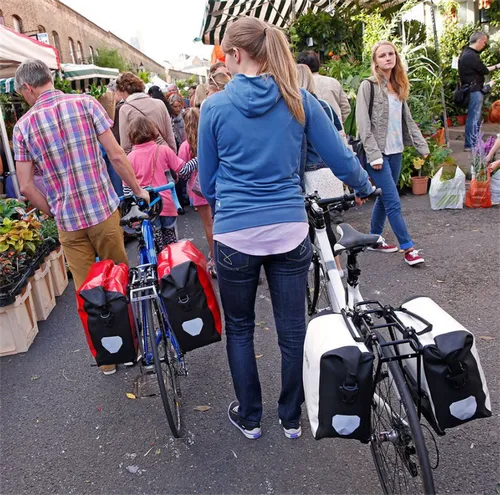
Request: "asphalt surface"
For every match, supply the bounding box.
[1,195,499,494]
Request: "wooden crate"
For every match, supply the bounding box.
[48,246,68,297]
[31,260,56,321]
[0,282,39,356]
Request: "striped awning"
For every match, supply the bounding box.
[61,64,119,81]
[0,77,15,94]
[199,0,406,45]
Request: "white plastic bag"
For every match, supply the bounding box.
[429,166,465,210]
[490,171,500,205]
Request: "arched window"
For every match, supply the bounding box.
[12,15,22,33]
[52,31,61,55]
[77,41,84,63]
[37,25,45,33]
[89,46,95,64]
[68,37,76,63]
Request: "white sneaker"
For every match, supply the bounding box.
[279,419,302,439]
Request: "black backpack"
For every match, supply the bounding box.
[453,81,470,108]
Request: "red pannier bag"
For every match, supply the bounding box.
[77,260,137,366]
[157,240,222,353]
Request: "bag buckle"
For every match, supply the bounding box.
[100,310,114,327]
[339,382,359,404]
[176,289,192,311]
[446,361,468,389]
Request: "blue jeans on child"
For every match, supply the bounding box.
[214,237,312,427]
[366,153,414,250]
[465,90,484,150]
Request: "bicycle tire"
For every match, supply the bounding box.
[147,300,182,437]
[370,334,435,494]
[306,250,331,319]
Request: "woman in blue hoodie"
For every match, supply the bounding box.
[198,16,374,441]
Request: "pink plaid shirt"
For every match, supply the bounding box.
[13,89,119,231]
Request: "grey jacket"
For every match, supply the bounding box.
[355,77,429,164]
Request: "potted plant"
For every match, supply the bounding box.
[465,135,494,208]
[411,140,451,195]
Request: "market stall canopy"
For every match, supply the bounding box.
[199,0,403,45]
[61,63,119,81]
[0,24,60,78]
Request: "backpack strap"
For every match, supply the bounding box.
[349,79,374,136]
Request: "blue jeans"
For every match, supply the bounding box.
[366,153,414,250]
[465,90,484,149]
[215,237,312,427]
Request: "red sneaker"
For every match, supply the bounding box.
[367,239,398,253]
[404,250,425,266]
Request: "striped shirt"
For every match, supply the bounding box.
[13,89,119,231]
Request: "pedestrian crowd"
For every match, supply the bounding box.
[8,16,498,438]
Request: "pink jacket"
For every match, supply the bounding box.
[128,141,184,216]
[178,141,208,207]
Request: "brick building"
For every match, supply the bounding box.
[0,0,165,76]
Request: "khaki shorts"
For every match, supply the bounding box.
[58,209,128,290]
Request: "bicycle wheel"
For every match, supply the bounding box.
[370,334,435,494]
[306,250,331,319]
[147,300,182,437]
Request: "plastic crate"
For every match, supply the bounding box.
[31,260,56,321]
[48,246,68,297]
[0,282,39,356]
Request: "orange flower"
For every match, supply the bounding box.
[328,51,334,57]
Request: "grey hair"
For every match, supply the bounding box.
[470,32,488,45]
[14,59,53,91]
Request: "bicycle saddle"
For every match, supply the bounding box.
[120,204,149,226]
[334,223,383,254]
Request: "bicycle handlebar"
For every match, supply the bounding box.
[118,181,182,212]
[316,187,382,208]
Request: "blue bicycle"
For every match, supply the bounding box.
[120,182,186,437]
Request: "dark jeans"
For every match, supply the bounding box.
[215,237,312,427]
[465,90,484,149]
[366,153,414,250]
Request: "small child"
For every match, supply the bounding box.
[127,116,185,246]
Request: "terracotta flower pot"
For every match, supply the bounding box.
[457,115,467,126]
[411,176,429,195]
[431,128,445,146]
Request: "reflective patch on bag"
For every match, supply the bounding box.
[332,414,361,436]
[449,396,477,420]
[101,336,124,354]
[182,317,203,336]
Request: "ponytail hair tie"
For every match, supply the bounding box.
[263,28,268,36]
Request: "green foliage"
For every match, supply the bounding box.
[94,48,129,73]
[0,198,26,221]
[0,216,43,255]
[288,9,363,61]
[138,70,152,83]
[0,250,28,286]
[488,0,500,27]
[175,75,198,98]
[88,83,107,99]
[54,75,73,94]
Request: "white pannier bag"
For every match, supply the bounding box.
[393,297,491,433]
[303,313,373,442]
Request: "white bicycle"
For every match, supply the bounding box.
[305,190,436,495]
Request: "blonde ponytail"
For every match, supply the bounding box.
[222,17,305,124]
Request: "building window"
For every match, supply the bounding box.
[68,37,76,63]
[12,15,22,33]
[89,46,95,64]
[77,41,84,63]
[38,25,45,33]
[52,31,61,54]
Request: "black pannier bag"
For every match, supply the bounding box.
[77,260,137,366]
[303,312,373,442]
[158,240,222,353]
[393,296,491,434]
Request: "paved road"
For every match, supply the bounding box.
[1,195,498,494]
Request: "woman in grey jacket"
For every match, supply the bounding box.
[356,40,429,266]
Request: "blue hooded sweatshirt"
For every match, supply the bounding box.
[198,74,372,235]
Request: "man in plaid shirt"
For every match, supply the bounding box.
[13,60,149,375]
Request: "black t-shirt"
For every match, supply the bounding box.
[458,46,489,91]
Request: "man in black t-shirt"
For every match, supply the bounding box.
[458,32,500,151]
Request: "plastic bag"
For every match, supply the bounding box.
[429,166,465,210]
[490,171,500,205]
[465,172,492,208]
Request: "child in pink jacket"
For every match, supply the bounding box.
[127,116,184,246]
